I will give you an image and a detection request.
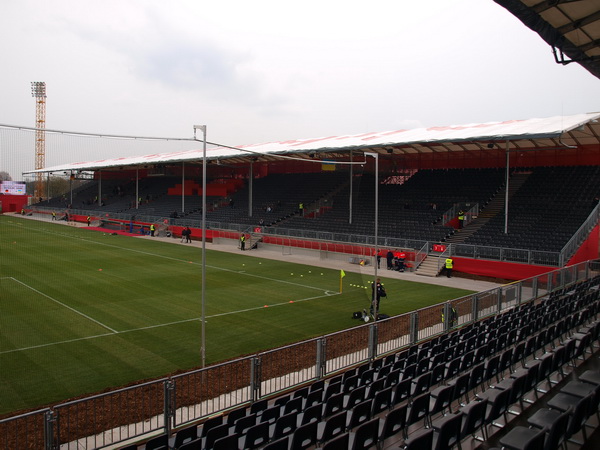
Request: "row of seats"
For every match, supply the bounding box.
[121,276,600,449]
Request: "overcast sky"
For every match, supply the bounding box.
[1,0,599,180]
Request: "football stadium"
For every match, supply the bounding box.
[2,2,600,450]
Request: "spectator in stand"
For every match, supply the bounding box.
[458,210,465,229]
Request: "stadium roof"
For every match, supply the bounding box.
[27,112,600,174]
[494,0,600,79]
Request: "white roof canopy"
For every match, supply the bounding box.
[24,112,600,174]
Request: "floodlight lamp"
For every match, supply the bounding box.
[31,81,46,98]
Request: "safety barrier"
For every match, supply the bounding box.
[30,205,592,267]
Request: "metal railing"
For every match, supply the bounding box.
[2,259,598,449]
[414,242,428,270]
[29,205,598,268]
[560,203,600,266]
[441,203,479,227]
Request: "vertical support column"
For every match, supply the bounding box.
[250,357,262,402]
[368,324,378,361]
[44,410,55,450]
[584,261,590,281]
[504,141,510,235]
[472,295,479,323]
[442,303,450,333]
[532,277,538,300]
[69,171,73,206]
[98,170,102,207]
[164,380,175,435]
[349,150,353,225]
[135,168,139,209]
[248,161,253,218]
[410,312,419,345]
[181,162,185,213]
[316,338,327,379]
[497,287,503,313]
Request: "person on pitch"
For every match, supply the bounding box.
[370,278,387,318]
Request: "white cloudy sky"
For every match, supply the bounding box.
[1,0,599,179]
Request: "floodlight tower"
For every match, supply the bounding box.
[31,81,47,199]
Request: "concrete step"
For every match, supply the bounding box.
[415,256,443,277]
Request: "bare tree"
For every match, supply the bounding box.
[0,171,12,182]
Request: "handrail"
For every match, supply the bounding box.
[560,203,600,266]
[414,241,428,270]
[438,244,452,273]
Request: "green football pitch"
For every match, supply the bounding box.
[0,215,474,415]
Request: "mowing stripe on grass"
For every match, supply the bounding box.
[6,276,118,334]
[0,332,114,354]
[6,221,329,292]
[0,291,341,355]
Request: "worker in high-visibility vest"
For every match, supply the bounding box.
[445,257,453,278]
[150,224,156,237]
[458,210,465,229]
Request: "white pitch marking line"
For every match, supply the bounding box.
[0,291,341,354]
[0,332,114,354]
[7,277,118,334]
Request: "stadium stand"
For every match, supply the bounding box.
[33,166,599,257]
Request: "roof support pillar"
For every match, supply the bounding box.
[249,161,253,218]
[504,141,510,234]
[348,150,353,225]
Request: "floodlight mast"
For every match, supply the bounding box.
[194,125,208,368]
[31,82,47,199]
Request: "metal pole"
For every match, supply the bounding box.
[249,161,253,218]
[98,170,102,207]
[504,141,509,234]
[136,168,139,209]
[365,152,379,319]
[349,150,353,225]
[181,162,185,213]
[201,126,207,367]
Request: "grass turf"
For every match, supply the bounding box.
[0,215,474,415]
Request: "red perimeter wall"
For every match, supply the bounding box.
[0,195,29,213]
[567,224,600,266]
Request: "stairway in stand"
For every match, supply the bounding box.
[415,254,444,277]
[444,172,530,245]
[415,172,530,277]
